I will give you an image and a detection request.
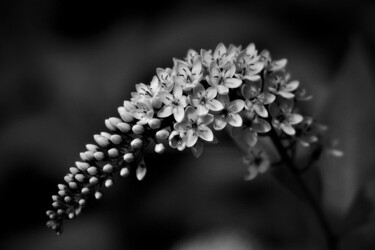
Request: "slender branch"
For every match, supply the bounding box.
[268,127,338,250]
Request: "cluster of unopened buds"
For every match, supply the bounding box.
[46,43,342,234]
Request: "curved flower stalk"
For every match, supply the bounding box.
[46,42,343,249]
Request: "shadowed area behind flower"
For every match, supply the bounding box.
[0,0,375,249]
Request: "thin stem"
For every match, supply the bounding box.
[268,128,338,250]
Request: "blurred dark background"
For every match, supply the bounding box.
[1,0,375,249]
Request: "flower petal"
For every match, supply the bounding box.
[243,75,261,81]
[217,85,229,95]
[224,78,242,88]
[252,118,271,133]
[205,87,217,100]
[174,121,191,132]
[245,131,258,147]
[193,83,205,99]
[227,99,245,113]
[191,59,202,79]
[269,58,287,71]
[200,49,213,67]
[280,122,295,135]
[185,106,198,123]
[197,125,214,141]
[213,116,227,130]
[287,113,303,125]
[173,106,185,122]
[254,104,268,118]
[157,105,173,118]
[247,62,264,75]
[159,92,174,105]
[186,129,198,147]
[227,113,243,127]
[223,64,236,78]
[214,43,227,60]
[173,84,183,99]
[176,62,190,79]
[196,105,209,115]
[278,91,295,99]
[217,94,230,108]
[199,113,214,125]
[206,99,224,111]
[258,93,276,105]
[284,80,299,92]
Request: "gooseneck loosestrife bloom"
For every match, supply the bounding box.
[46,43,342,249]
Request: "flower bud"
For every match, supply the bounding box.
[84,151,95,161]
[94,135,110,147]
[105,178,113,188]
[109,117,122,127]
[89,177,98,185]
[120,167,129,177]
[123,153,134,162]
[81,187,90,194]
[95,191,102,200]
[75,161,89,171]
[131,138,143,149]
[69,167,79,175]
[118,106,134,123]
[57,209,64,215]
[154,143,166,154]
[103,164,114,173]
[75,174,85,182]
[100,132,111,139]
[69,182,78,189]
[136,166,147,181]
[156,129,170,140]
[108,148,119,158]
[86,144,98,152]
[68,213,75,219]
[94,151,105,161]
[64,196,72,203]
[58,190,66,197]
[132,124,144,134]
[117,123,131,133]
[80,152,88,161]
[105,119,116,131]
[64,174,73,183]
[87,166,98,175]
[148,118,161,129]
[79,199,86,206]
[110,134,122,145]
[58,184,67,190]
[52,195,59,201]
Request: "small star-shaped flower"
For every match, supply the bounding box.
[207,62,242,95]
[174,59,203,91]
[213,94,245,130]
[189,83,223,115]
[157,84,188,122]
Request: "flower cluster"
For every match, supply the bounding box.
[46,43,341,234]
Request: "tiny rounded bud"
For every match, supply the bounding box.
[94,151,105,161]
[52,195,59,201]
[57,209,64,215]
[64,174,73,183]
[94,135,110,147]
[100,132,111,139]
[80,152,88,161]
[86,144,98,152]
[81,187,90,194]
[68,212,75,219]
[89,177,98,185]
[120,167,130,177]
[117,122,131,133]
[58,184,67,190]
[154,143,166,154]
[75,161,89,171]
[75,174,85,182]
[105,119,116,131]
[131,138,143,149]
[69,181,78,189]
[109,117,122,127]
[103,164,114,173]
[136,166,147,181]
[69,167,79,175]
[110,134,122,145]
[132,124,145,135]
[52,202,60,208]
[118,106,134,123]
[108,148,119,158]
[105,178,113,188]
[84,151,95,161]
[156,129,170,140]
[123,153,134,162]
[79,199,86,206]
[148,118,161,129]
[58,190,66,197]
[64,196,72,203]
[95,191,102,200]
[46,210,54,216]
[87,166,98,175]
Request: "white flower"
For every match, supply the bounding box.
[242,82,276,118]
[168,130,187,151]
[189,83,223,115]
[201,43,236,68]
[156,68,175,92]
[174,106,214,147]
[243,149,270,181]
[174,59,203,91]
[207,62,242,95]
[131,76,162,108]
[131,99,154,125]
[157,84,188,122]
[213,95,244,130]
